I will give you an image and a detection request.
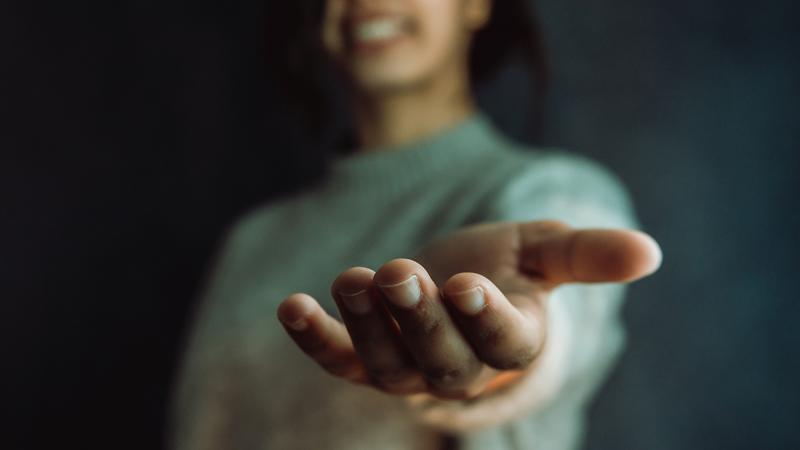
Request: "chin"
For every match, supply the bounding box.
[348,62,430,94]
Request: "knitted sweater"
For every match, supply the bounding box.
[170,112,638,450]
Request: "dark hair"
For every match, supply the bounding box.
[263,0,549,137]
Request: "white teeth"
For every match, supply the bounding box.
[354,18,403,42]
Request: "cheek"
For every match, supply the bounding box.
[411,0,466,70]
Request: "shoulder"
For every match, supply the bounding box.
[479,143,638,229]
[495,145,632,206]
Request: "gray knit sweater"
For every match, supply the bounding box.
[170,112,638,450]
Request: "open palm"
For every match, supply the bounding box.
[277,220,661,399]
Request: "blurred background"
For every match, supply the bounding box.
[2,0,798,449]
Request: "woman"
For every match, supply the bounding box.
[170,1,662,449]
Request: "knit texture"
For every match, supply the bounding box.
[170,112,638,450]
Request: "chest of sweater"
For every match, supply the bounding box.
[230,177,498,317]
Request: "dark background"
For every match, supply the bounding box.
[3,0,798,449]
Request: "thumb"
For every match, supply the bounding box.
[517,221,662,286]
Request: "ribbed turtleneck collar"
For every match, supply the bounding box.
[323,111,507,195]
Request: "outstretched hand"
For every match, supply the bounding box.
[277,220,661,399]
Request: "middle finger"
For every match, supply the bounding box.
[374,258,484,397]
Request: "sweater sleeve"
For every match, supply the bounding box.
[404,150,639,449]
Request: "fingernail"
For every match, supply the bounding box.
[278,294,314,331]
[449,286,486,315]
[377,274,421,309]
[284,317,308,331]
[339,289,371,315]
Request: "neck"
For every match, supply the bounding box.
[351,71,475,152]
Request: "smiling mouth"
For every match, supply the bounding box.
[354,17,404,41]
[345,16,410,53]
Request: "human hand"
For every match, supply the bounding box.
[277,220,661,399]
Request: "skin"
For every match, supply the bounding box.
[321,0,489,150]
[277,0,663,402]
